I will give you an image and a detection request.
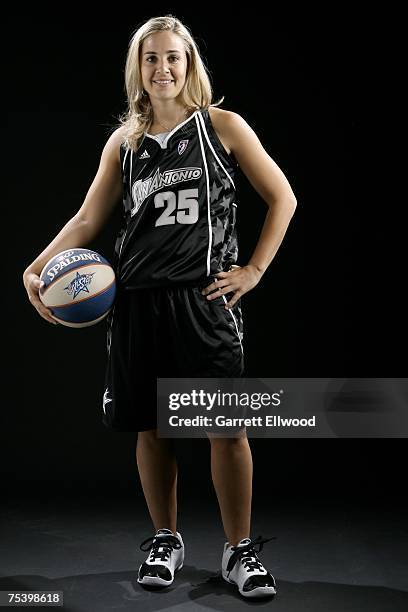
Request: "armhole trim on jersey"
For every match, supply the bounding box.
[121,147,130,174]
[198,111,236,190]
[195,113,212,277]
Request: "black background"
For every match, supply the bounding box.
[4,8,405,505]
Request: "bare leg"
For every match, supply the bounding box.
[136,430,178,534]
[208,434,253,546]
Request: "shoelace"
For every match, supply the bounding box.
[139,533,182,563]
[226,535,277,574]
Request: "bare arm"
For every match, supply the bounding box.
[23,126,125,323]
[224,111,297,274]
[203,110,297,309]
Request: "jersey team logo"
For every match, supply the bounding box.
[178,140,189,155]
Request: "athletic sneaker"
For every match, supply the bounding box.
[137,528,184,587]
[221,535,277,598]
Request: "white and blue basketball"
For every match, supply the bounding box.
[39,248,116,328]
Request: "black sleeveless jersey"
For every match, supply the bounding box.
[113,108,240,289]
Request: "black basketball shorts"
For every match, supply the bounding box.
[102,277,245,432]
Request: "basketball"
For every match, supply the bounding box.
[39,248,116,328]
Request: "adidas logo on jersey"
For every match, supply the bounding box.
[139,150,150,159]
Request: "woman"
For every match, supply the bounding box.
[23,15,297,600]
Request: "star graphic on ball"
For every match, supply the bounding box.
[64,271,95,299]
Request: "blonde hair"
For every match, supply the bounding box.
[116,15,222,151]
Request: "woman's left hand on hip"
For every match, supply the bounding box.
[201,264,262,309]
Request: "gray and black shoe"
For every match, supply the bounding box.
[137,528,184,588]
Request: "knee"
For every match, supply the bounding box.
[138,429,158,443]
[137,429,174,451]
[208,433,249,451]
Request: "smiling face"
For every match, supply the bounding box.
[141,31,188,101]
